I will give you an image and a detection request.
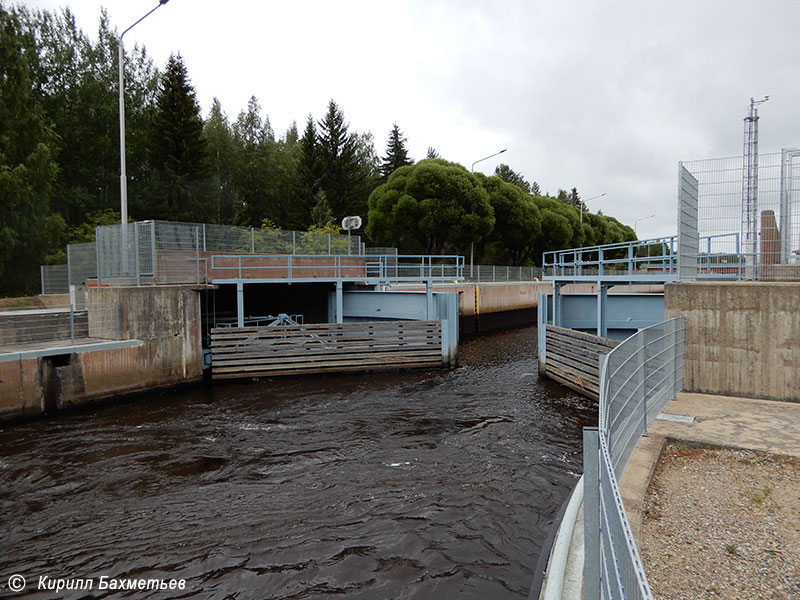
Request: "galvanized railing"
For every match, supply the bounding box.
[583,317,685,600]
[542,232,793,281]
[209,254,464,283]
[463,264,542,282]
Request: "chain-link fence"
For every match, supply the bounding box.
[583,317,685,600]
[0,302,122,349]
[680,150,800,280]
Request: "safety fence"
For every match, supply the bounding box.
[40,265,68,294]
[0,302,123,351]
[209,320,444,379]
[679,150,800,280]
[464,264,542,282]
[583,317,685,600]
[208,254,464,283]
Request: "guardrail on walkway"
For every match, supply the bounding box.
[208,254,464,283]
[583,317,685,600]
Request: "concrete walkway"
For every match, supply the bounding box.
[539,392,800,599]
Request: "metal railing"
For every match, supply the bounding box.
[543,237,678,280]
[0,302,123,349]
[208,254,465,283]
[583,317,685,600]
[463,264,542,282]
[542,233,759,281]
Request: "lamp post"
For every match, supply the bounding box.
[634,214,656,237]
[469,148,507,277]
[119,0,171,271]
[580,192,607,225]
[471,148,507,173]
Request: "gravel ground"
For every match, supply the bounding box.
[640,442,800,600]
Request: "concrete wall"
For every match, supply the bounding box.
[0,285,203,421]
[665,282,800,402]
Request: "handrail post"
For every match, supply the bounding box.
[69,303,75,345]
[114,300,120,340]
[583,427,601,600]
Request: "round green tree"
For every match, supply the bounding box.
[366,159,494,255]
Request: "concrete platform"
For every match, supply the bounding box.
[540,392,800,599]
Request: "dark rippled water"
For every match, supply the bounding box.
[0,326,595,599]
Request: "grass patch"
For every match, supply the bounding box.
[741,486,772,506]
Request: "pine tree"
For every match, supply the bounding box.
[494,163,531,194]
[380,123,412,180]
[148,54,211,221]
[426,147,440,159]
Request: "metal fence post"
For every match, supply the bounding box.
[134,223,141,286]
[638,335,647,433]
[96,228,103,287]
[583,427,601,600]
[195,227,200,284]
[69,304,75,345]
[250,228,255,254]
[292,230,296,255]
[114,300,120,340]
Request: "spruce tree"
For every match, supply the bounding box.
[317,99,361,219]
[148,54,211,221]
[295,114,321,228]
[380,123,412,180]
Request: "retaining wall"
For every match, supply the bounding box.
[665,281,800,402]
[0,285,203,421]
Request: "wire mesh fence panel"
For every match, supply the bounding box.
[40,265,69,294]
[67,242,98,288]
[465,265,542,282]
[0,302,122,348]
[682,150,800,280]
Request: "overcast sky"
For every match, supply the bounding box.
[22,0,800,240]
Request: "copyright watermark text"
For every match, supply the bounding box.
[5,574,187,593]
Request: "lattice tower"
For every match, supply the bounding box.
[741,96,768,256]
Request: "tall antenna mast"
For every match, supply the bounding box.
[741,96,769,260]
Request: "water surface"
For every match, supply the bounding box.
[0,326,594,598]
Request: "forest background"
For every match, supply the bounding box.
[0,3,634,296]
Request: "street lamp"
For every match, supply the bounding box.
[469,148,507,277]
[634,214,656,237]
[119,0,171,270]
[471,148,507,173]
[580,192,607,225]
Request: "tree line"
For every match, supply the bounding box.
[0,3,634,296]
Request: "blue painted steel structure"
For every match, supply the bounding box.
[207,254,465,327]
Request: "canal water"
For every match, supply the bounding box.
[0,326,595,599]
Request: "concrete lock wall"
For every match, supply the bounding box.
[665,282,800,402]
[0,285,203,421]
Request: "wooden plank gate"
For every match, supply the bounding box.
[542,325,620,400]
[210,320,444,380]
